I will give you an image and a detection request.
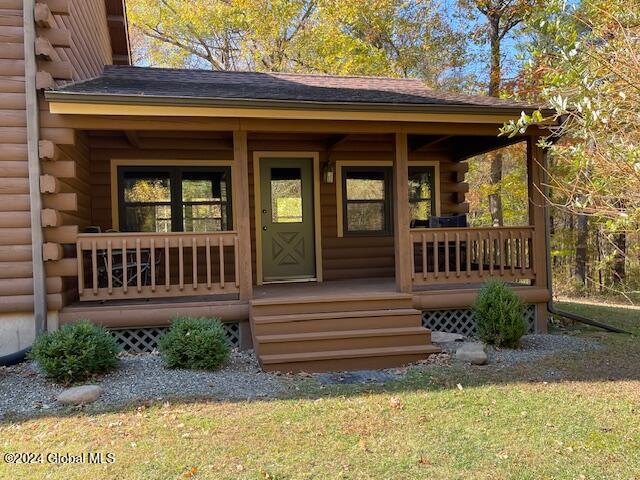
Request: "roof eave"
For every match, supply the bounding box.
[44,90,555,118]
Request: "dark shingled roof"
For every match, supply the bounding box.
[49,65,541,112]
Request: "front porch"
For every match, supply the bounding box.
[44,125,549,371]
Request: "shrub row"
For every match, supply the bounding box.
[29,317,230,384]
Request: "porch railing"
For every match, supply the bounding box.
[410,226,536,286]
[76,231,240,301]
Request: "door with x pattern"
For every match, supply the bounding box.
[260,157,316,282]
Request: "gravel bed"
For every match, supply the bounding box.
[434,333,603,366]
[485,333,603,366]
[0,350,289,418]
[0,334,604,417]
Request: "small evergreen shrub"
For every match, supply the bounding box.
[158,316,230,370]
[473,280,527,348]
[29,321,119,384]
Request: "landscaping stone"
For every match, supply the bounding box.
[57,385,103,405]
[431,331,465,343]
[456,342,488,365]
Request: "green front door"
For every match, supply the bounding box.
[260,157,316,282]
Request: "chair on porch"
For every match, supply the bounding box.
[83,227,163,289]
[412,215,468,274]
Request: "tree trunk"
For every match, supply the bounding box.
[487,16,503,226]
[611,231,626,283]
[596,225,603,293]
[575,212,588,286]
[488,16,501,97]
[488,151,504,226]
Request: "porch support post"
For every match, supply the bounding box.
[527,137,549,331]
[393,132,412,293]
[233,131,253,301]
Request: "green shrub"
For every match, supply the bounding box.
[29,321,119,384]
[159,316,230,370]
[473,280,527,348]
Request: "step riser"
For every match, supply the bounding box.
[253,314,422,336]
[258,333,431,355]
[251,298,412,316]
[262,353,429,373]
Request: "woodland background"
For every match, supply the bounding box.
[126,0,640,303]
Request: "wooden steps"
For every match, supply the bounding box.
[250,291,439,373]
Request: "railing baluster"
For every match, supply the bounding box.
[76,241,84,297]
[192,237,198,290]
[234,236,240,288]
[444,232,450,278]
[510,232,515,276]
[219,236,225,289]
[519,231,525,272]
[178,237,184,291]
[466,232,471,277]
[421,233,427,280]
[455,232,461,277]
[122,239,128,294]
[488,232,494,275]
[498,231,504,276]
[409,237,415,281]
[107,240,113,295]
[150,239,156,293]
[164,237,170,291]
[206,237,212,290]
[91,240,98,295]
[530,234,536,275]
[478,232,484,277]
[433,232,439,279]
[136,238,142,293]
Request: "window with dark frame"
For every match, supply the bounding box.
[409,166,436,228]
[342,167,392,235]
[118,166,232,233]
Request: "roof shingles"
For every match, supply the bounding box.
[51,65,539,111]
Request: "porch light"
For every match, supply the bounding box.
[323,162,335,183]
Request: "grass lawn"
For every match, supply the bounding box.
[1,302,639,479]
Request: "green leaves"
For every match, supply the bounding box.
[158,316,231,371]
[127,0,468,87]
[473,280,527,349]
[29,321,120,385]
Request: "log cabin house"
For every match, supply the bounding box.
[1,0,557,372]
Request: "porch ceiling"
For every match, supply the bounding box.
[85,130,522,159]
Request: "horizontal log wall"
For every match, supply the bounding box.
[35,0,119,312]
[246,134,469,282]
[0,1,32,313]
[48,0,111,84]
[85,132,470,286]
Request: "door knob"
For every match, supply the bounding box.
[262,209,267,214]
[262,226,267,231]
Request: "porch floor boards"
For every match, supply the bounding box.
[253,277,521,301]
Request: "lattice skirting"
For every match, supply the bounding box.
[109,322,241,353]
[422,305,536,337]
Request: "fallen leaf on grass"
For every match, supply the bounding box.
[389,397,403,409]
[359,439,371,453]
[183,466,198,478]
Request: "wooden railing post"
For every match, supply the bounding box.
[233,131,253,300]
[394,132,412,293]
[528,137,549,330]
